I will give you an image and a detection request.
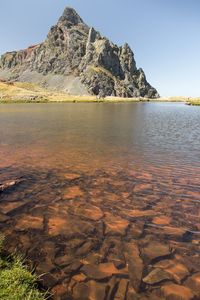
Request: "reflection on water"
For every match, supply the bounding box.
[0,103,200,299]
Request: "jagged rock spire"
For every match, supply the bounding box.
[58,7,84,26]
[0,6,159,98]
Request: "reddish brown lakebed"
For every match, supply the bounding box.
[0,103,200,300]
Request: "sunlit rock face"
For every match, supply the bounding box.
[0,7,159,98]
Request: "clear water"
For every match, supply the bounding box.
[0,102,199,299]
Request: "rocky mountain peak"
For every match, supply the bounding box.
[0,7,159,98]
[58,7,84,27]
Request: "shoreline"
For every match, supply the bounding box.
[0,98,193,104]
[0,81,199,104]
[0,95,191,104]
[0,99,188,104]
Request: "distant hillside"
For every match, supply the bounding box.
[0,7,159,98]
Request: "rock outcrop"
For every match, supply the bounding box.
[0,7,159,98]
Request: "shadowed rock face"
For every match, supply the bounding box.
[0,7,159,98]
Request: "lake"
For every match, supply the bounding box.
[0,102,200,299]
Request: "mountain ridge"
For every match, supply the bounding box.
[0,7,159,98]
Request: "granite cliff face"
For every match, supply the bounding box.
[0,7,159,98]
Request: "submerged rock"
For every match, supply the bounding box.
[75,240,94,256]
[64,173,81,180]
[104,212,129,236]
[54,255,73,267]
[0,179,21,193]
[160,284,195,300]
[63,260,83,274]
[143,268,173,285]
[15,215,44,231]
[63,186,84,199]
[72,204,104,221]
[124,209,157,219]
[184,272,200,297]
[0,211,9,222]
[154,259,189,284]
[124,242,143,291]
[114,279,129,299]
[0,201,26,215]
[48,215,94,237]
[142,241,171,263]
[152,215,172,225]
[81,262,122,280]
[73,280,107,300]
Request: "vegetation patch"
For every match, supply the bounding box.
[88,66,116,80]
[0,235,46,300]
[187,99,200,106]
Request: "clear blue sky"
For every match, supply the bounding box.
[0,0,199,97]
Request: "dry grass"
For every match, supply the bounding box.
[0,80,198,104]
[158,96,200,104]
[88,66,116,80]
[0,81,145,103]
[187,99,200,106]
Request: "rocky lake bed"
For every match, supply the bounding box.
[0,164,200,300]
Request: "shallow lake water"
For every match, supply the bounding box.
[0,102,200,299]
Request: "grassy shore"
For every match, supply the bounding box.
[187,99,200,106]
[0,81,139,103]
[0,236,46,300]
[0,81,199,104]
